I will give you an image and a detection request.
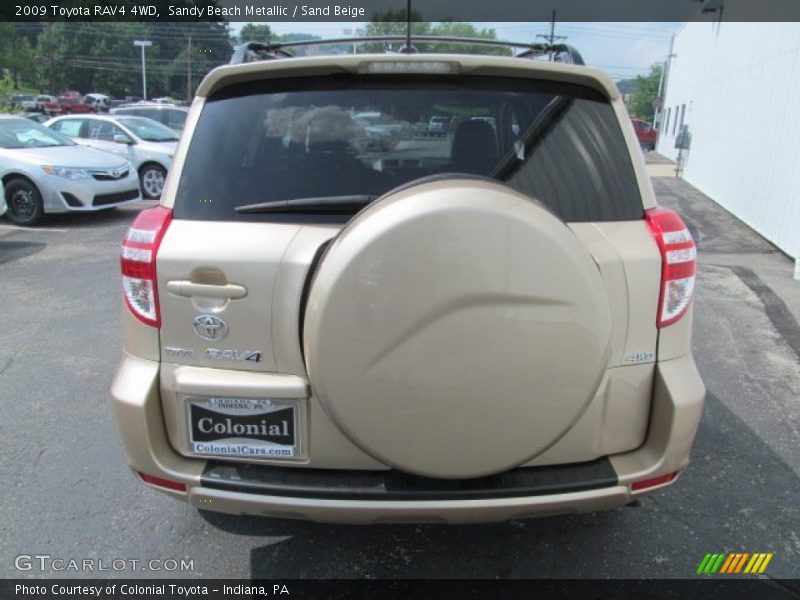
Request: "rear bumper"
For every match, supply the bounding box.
[190,485,631,524]
[110,352,704,524]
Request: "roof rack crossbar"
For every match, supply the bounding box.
[230,37,585,66]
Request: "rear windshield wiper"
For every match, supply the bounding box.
[491,96,574,180]
[234,195,377,214]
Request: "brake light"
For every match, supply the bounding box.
[645,207,697,328]
[121,206,172,327]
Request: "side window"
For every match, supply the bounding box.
[52,119,84,138]
[87,120,127,142]
[167,109,186,130]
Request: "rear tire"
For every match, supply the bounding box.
[4,178,44,226]
[139,164,167,200]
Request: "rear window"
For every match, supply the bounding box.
[174,75,642,222]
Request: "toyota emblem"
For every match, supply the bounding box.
[192,315,228,341]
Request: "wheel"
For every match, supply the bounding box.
[4,178,44,226]
[139,164,167,200]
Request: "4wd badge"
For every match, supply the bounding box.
[192,315,228,341]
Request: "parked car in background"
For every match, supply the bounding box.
[7,95,27,108]
[0,116,140,225]
[46,114,178,199]
[84,93,111,113]
[427,115,450,136]
[25,112,50,124]
[110,103,189,133]
[43,95,95,116]
[19,96,39,111]
[35,95,57,111]
[631,118,658,151]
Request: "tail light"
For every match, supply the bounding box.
[645,207,697,328]
[121,206,172,328]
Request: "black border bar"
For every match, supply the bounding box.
[5,0,800,22]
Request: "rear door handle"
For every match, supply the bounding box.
[166,280,247,299]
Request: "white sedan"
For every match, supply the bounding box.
[45,114,178,199]
[0,116,140,226]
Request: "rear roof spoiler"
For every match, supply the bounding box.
[230,37,585,66]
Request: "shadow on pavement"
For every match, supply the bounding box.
[0,240,46,265]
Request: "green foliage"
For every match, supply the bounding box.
[2,20,231,100]
[426,23,511,56]
[615,79,636,95]
[238,24,273,44]
[0,75,20,112]
[362,19,509,55]
[628,63,663,122]
[0,16,510,101]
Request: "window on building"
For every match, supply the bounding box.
[665,108,671,135]
[679,104,686,131]
[672,106,679,135]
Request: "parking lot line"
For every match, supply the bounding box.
[0,224,70,233]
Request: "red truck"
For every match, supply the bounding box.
[631,118,658,151]
[43,91,96,116]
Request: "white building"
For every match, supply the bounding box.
[656,22,800,269]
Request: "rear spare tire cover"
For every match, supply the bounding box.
[304,178,611,478]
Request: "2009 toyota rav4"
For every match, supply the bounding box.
[111,43,705,524]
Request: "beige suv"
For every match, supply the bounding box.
[111,40,705,524]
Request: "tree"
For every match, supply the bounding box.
[362,19,509,55]
[427,22,511,56]
[239,24,273,44]
[362,11,432,52]
[628,63,663,122]
[27,21,231,99]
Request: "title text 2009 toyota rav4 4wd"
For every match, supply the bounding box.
[111,41,705,524]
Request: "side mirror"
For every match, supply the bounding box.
[113,134,133,145]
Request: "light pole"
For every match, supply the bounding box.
[343,28,364,55]
[133,40,152,101]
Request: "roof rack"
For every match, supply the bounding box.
[230,36,585,66]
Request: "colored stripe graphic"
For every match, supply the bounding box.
[711,554,725,573]
[758,554,773,573]
[719,554,736,574]
[699,553,774,575]
[734,553,750,573]
[697,554,712,574]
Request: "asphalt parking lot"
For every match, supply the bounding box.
[0,161,799,582]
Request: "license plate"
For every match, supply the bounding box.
[187,397,298,459]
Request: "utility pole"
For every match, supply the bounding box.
[186,35,192,102]
[536,10,567,61]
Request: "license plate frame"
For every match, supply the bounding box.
[186,396,302,460]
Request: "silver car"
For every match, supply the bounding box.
[0,116,140,226]
[110,103,189,133]
[45,114,178,200]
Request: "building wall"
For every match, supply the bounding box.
[656,22,800,260]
